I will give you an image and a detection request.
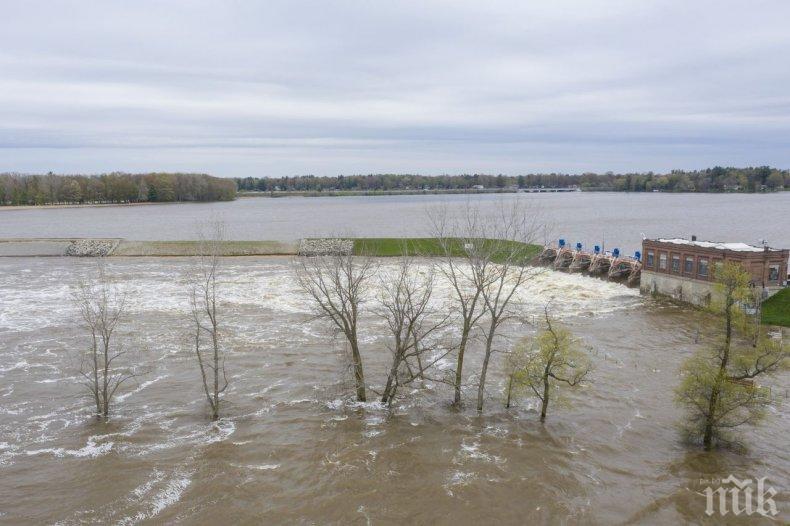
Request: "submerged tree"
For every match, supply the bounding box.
[73,262,141,420]
[675,262,788,450]
[376,254,451,405]
[189,221,229,420]
[429,201,543,409]
[429,207,486,407]
[296,246,376,402]
[473,204,543,411]
[508,308,590,421]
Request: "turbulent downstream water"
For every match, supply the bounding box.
[0,257,787,524]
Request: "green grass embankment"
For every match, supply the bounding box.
[352,237,541,264]
[762,288,790,327]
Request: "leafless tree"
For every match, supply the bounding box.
[296,246,376,402]
[73,261,141,420]
[376,254,451,405]
[428,200,543,409]
[189,221,229,420]
[428,206,487,407]
[473,203,543,411]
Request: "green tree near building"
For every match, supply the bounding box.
[675,262,788,450]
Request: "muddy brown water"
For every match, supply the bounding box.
[0,257,787,524]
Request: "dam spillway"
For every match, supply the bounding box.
[539,239,642,287]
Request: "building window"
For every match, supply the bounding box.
[684,257,694,274]
[698,258,709,277]
[659,252,667,270]
[769,264,780,282]
[646,251,654,267]
[671,254,680,273]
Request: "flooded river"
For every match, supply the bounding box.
[0,257,787,524]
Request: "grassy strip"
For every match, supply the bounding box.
[762,288,790,327]
[112,240,298,256]
[352,237,541,264]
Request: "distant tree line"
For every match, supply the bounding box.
[236,166,789,193]
[0,172,236,206]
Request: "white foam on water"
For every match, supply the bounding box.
[443,470,477,497]
[118,469,193,526]
[231,462,281,471]
[0,259,639,335]
[25,436,113,459]
[132,419,236,455]
[115,374,169,402]
[455,440,505,465]
[0,360,30,374]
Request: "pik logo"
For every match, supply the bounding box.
[703,475,779,517]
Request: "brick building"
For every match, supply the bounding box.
[640,236,788,306]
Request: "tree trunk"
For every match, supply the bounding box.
[454,331,469,406]
[703,291,735,449]
[212,326,220,421]
[540,374,550,422]
[102,339,110,419]
[92,337,101,418]
[476,326,496,411]
[350,341,366,402]
[381,358,399,404]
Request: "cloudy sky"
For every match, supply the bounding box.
[1,1,789,177]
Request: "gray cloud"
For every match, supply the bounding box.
[1,0,789,176]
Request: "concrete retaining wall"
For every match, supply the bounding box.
[640,270,715,307]
[298,238,353,256]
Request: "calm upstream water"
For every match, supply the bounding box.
[1,192,789,253]
[0,257,788,524]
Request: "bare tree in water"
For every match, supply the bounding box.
[429,201,543,409]
[190,221,229,420]
[377,253,451,405]
[472,203,543,411]
[74,261,141,420]
[296,245,376,402]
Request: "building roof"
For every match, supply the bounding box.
[653,238,779,253]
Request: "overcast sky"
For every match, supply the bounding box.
[1,1,789,177]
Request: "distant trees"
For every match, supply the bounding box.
[675,262,788,450]
[0,172,236,206]
[234,167,788,194]
[506,308,591,421]
[73,262,143,420]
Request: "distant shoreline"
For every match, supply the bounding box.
[238,188,530,198]
[0,201,167,212]
[238,188,788,198]
[0,201,217,211]
[0,187,786,210]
